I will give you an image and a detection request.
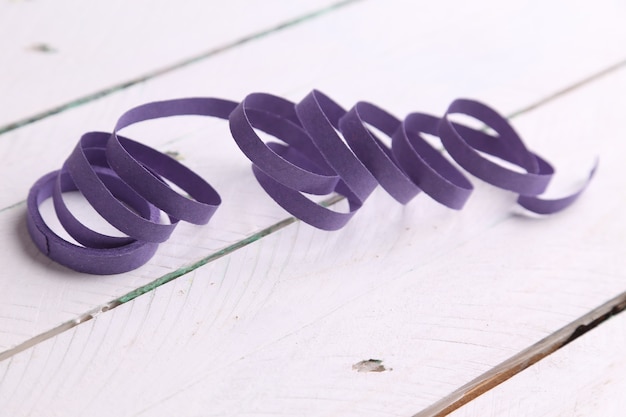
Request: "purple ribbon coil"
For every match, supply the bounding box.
[26,91,596,274]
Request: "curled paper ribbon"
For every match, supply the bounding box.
[26,91,596,274]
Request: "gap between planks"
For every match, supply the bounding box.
[0,0,362,137]
[414,291,626,417]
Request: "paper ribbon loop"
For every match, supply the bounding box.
[26,92,596,274]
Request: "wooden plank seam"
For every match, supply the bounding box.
[0,0,362,137]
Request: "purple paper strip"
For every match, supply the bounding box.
[27,170,159,275]
[25,92,597,274]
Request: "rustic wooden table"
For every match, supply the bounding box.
[1,1,625,416]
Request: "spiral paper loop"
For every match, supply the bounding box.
[26,91,596,274]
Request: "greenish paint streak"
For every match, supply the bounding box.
[0,0,363,137]
[117,216,297,304]
[0,200,25,213]
[117,193,346,304]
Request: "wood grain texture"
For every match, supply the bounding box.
[414,292,626,417]
[1,64,625,415]
[1,1,626,415]
[1,0,625,357]
[447,310,626,417]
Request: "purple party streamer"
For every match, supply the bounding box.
[26,92,596,274]
[27,170,160,274]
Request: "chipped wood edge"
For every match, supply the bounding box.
[413,291,626,417]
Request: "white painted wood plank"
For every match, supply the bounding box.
[1,0,625,358]
[0,0,343,128]
[1,61,625,416]
[447,313,626,417]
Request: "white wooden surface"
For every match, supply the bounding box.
[0,0,342,128]
[448,310,626,417]
[1,1,626,416]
